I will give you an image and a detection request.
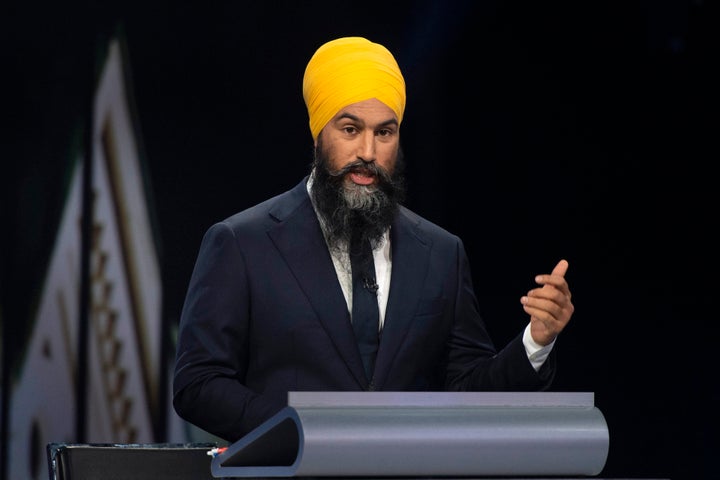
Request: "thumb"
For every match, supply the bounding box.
[551,259,569,277]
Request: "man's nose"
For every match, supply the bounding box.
[357,131,376,163]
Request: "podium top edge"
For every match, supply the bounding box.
[287,391,595,408]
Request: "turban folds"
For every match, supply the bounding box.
[303,37,406,141]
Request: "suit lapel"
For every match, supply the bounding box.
[372,208,431,388]
[266,179,368,387]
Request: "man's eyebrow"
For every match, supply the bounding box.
[336,112,361,122]
[336,113,398,127]
[377,118,399,128]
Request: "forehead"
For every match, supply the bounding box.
[332,98,397,124]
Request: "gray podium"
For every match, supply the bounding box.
[211,391,609,478]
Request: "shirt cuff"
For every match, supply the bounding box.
[522,323,555,371]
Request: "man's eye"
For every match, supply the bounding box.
[343,126,357,134]
[377,129,393,137]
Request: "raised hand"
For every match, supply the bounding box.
[520,259,574,346]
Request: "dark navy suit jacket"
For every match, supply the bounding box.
[173,176,554,441]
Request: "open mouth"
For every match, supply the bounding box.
[347,167,375,186]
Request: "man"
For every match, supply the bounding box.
[172,36,574,442]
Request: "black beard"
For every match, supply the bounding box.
[310,137,406,256]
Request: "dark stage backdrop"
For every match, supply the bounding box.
[3,1,716,480]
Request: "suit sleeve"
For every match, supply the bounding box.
[172,222,285,441]
[443,238,556,391]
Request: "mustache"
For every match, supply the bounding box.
[328,160,390,183]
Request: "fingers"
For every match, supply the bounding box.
[521,292,574,346]
[521,286,573,322]
[521,290,571,318]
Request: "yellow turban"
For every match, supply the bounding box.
[302,37,406,141]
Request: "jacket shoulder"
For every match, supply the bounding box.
[397,205,461,244]
[220,177,311,230]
